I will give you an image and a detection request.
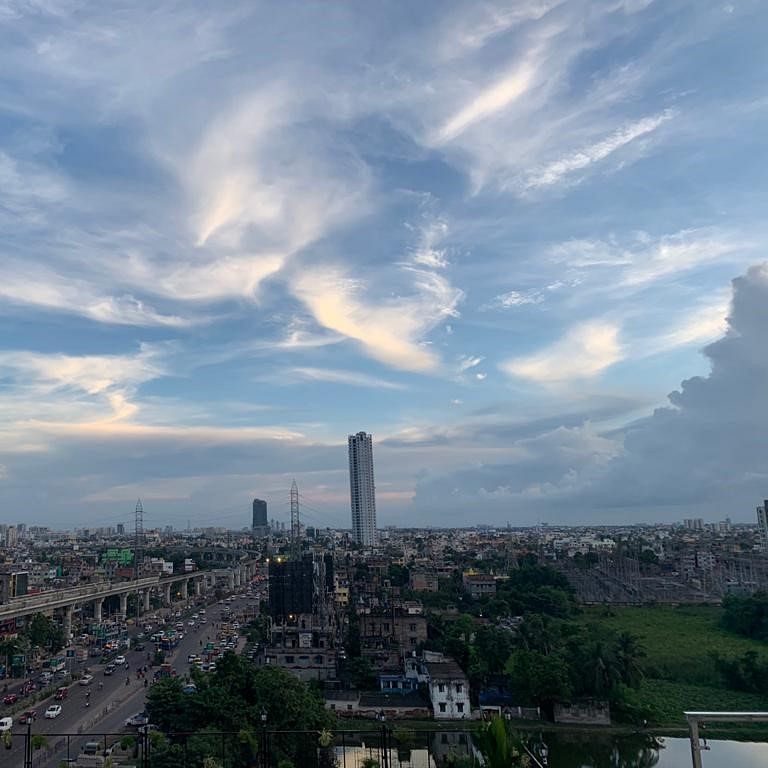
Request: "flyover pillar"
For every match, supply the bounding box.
[119,593,128,617]
[180,580,188,601]
[62,604,73,639]
[228,572,235,591]
[163,583,172,606]
[93,598,104,624]
[195,579,202,597]
[143,590,151,613]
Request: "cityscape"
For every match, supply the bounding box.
[2,1,768,768]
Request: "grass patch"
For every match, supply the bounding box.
[579,605,768,686]
[629,678,768,726]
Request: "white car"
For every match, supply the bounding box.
[0,717,12,733]
[45,705,62,719]
[114,655,126,665]
[79,674,94,686]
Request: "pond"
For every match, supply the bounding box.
[330,730,768,768]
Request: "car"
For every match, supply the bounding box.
[114,655,126,665]
[124,712,149,728]
[54,687,69,700]
[188,620,195,627]
[2,693,18,705]
[45,705,63,719]
[79,675,94,686]
[19,710,37,724]
[0,717,12,733]
[104,663,116,676]
[134,643,146,652]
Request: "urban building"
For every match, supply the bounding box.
[264,553,338,681]
[348,431,377,546]
[252,498,269,537]
[405,651,471,720]
[757,500,768,551]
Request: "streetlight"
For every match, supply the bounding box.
[260,710,267,768]
[376,710,388,768]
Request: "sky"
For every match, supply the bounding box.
[1,0,767,530]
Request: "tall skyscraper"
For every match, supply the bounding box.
[252,498,268,537]
[348,431,377,546]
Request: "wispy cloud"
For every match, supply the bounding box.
[550,229,744,288]
[0,263,194,327]
[292,265,462,372]
[502,322,623,383]
[525,110,675,189]
[482,289,544,311]
[435,62,536,143]
[284,367,406,390]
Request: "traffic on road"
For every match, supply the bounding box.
[1,586,262,768]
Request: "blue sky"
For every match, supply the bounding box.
[1,0,767,529]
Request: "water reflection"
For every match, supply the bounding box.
[330,730,768,768]
[546,732,662,768]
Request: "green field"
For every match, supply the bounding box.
[580,605,768,725]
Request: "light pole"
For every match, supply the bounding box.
[376,710,388,768]
[260,710,268,768]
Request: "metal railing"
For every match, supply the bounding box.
[4,726,491,768]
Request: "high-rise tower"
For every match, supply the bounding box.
[252,498,268,537]
[348,431,377,546]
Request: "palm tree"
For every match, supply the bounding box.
[615,632,645,689]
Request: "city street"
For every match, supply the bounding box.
[2,592,253,767]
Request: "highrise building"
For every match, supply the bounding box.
[252,498,268,537]
[348,431,377,546]
[757,500,768,551]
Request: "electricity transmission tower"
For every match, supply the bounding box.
[290,479,301,560]
[134,499,144,580]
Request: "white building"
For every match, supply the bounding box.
[405,651,471,720]
[348,431,377,546]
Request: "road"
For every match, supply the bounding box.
[3,591,255,767]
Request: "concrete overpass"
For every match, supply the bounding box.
[0,560,260,637]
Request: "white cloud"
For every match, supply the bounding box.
[457,355,484,373]
[525,110,674,189]
[502,321,622,383]
[549,229,744,288]
[409,219,449,269]
[0,263,194,326]
[482,289,544,310]
[435,62,536,143]
[644,295,730,355]
[0,344,169,433]
[293,264,462,373]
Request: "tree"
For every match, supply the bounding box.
[474,717,530,768]
[147,654,334,768]
[505,650,571,716]
[615,632,646,689]
[24,614,65,653]
[345,657,375,690]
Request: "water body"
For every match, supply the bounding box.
[334,731,768,768]
[543,732,768,767]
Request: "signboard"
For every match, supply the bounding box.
[298,632,312,648]
[66,649,75,658]
[11,654,25,666]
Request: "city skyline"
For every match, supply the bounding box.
[1,2,767,527]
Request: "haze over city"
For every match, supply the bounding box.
[1,0,767,528]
